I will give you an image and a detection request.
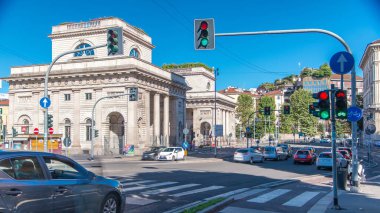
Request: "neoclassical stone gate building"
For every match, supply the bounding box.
[3,17,188,155]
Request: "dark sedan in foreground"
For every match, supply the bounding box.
[0,151,125,213]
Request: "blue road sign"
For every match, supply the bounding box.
[246,127,251,133]
[182,141,189,149]
[39,97,51,108]
[329,51,354,75]
[347,106,363,122]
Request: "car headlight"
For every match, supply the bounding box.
[117,183,124,191]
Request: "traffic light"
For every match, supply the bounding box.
[107,28,123,56]
[194,19,215,50]
[94,129,99,138]
[129,87,138,101]
[313,91,330,120]
[309,104,315,114]
[47,114,53,128]
[284,105,290,115]
[264,107,271,116]
[335,90,347,119]
[12,127,18,137]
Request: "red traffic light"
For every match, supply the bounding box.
[200,21,208,30]
[335,90,346,98]
[318,91,329,100]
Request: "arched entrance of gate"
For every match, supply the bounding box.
[104,112,125,155]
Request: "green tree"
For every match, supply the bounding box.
[255,96,276,139]
[279,107,294,134]
[236,94,254,128]
[284,89,319,137]
[300,68,313,78]
[258,82,276,91]
[319,63,332,78]
[336,120,351,138]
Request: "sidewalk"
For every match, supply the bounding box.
[323,182,380,213]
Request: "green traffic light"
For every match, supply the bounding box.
[337,111,347,118]
[320,110,330,120]
[201,38,208,47]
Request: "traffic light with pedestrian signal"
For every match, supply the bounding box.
[47,114,53,128]
[313,91,330,120]
[129,87,138,101]
[335,89,347,119]
[264,107,271,116]
[12,127,18,137]
[194,19,215,50]
[284,105,290,115]
[107,28,123,56]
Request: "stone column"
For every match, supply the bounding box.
[72,90,82,154]
[127,91,138,146]
[145,91,151,146]
[163,95,170,147]
[154,93,161,145]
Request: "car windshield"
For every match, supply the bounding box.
[297,151,309,155]
[150,147,160,151]
[162,148,175,152]
[237,149,248,153]
[319,153,332,158]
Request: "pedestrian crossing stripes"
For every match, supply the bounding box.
[123,181,178,192]
[143,184,201,195]
[248,189,291,203]
[283,191,320,207]
[172,186,225,197]
[122,180,155,186]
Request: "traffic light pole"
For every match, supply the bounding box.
[330,84,340,210]
[90,92,132,160]
[43,44,107,152]
[215,28,360,191]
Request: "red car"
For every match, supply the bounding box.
[338,147,352,157]
[293,150,315,165]
[338,150,351,160]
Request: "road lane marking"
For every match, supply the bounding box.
[283,191,320,207]
[205,188,249,200]
[248,189,290,203]
[143,184,200,195]
[121,180,155,185]
[125,195,159,205]
[171,186,225,197]
[233,188,268,200]
[123,182,177,192]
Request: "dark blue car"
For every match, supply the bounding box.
[0,151,125,213]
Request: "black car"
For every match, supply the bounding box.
[142,146,166,160]
[0,151,125,213]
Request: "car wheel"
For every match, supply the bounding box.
[250,158,254,164]
[101,193,120,213]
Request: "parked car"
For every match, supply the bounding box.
[263,146,288,161]
[277,144,292,157]
[316,152,349,170]
[338,147,352,157]
[234,148,264,164]
[142,146,166,160]
[0,151,125,213]
[293,150,316,165]
[249,146,264,153]
[320,138,331,143]
[158,147,185,161]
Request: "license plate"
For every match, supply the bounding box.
[299,155,306,158]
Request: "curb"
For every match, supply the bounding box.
[198,197,234,213]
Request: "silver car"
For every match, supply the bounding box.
[234,148,264,164]
[0,151,125,213]
[263,146,288,161]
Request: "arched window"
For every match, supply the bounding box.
[64,119,71,139]
[74,43,94,57]
[129,48,140,58]
[23,119,29,134]
[86,119,94,141]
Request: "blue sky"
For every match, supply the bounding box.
[0,0,379,93]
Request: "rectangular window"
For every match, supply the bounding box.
[86,126,92,141]
[10,157,45,180]
[43,157,85,179]
[64,94,71,101]
[85,93,92,100]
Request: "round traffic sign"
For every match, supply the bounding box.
[63,137,72,147]
[183,128,189,135]
[48,127,54,135]
[33,128,39,135]
[365,124,376,135]
[329,51,354,75]
[182,141,189,149]
[347,106,363,122]
[39,97,51,109]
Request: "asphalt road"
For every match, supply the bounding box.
[81,144,334,213]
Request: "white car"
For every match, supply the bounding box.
[316,152,348,170]
[234,148,264,164]
[158,147,185,161]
